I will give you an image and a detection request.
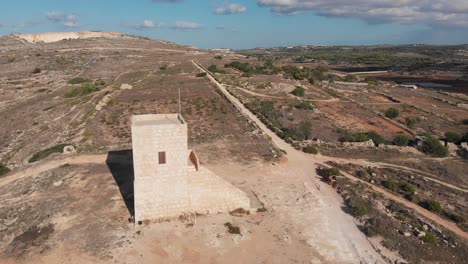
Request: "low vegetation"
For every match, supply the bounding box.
[67,77,90,84]
[419,199,442,213]
[419,136,448,157]
[393,134,409,146]
[290,86,305,97]
[65,83,97,98]
[339,130,385,145]
[196,72,207,77]
[444,131,461,144]
[294,101,315,110]
[28,144,70,163]
[32,67,41,74]
[385,107,399,119]
[302,145,319,154]
[0,162,10,177]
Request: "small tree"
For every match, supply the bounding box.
[385,107,399,119]
[291,86,305,97]
[393,134,409,146]
[444,131,461,144]
[367,131,385,145]
[208,64,218,73]
[420,136,449,157]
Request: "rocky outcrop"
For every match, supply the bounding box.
[13,31,124,43]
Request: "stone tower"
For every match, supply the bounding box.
[131,113,250,223]
[131,114,189,222]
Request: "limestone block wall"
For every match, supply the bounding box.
[132,115,190,221]
[188,167,250,214]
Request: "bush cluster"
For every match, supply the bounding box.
[385,107,399,119]
[196,72,207,77]
[65,83,97,98]
[338,130,385,145]
[419,136,448,157]
[393,134,410,146]
[294,101,315,110]
[290,86,305,97]
[419,199,442,213]
[28,144,70,163]
[302,145,319,154]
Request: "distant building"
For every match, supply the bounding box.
[131,114,249,222]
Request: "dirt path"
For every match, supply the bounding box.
[193,60,468,243]
[193,60,385,262]
[318,162,468,240]
[0,154,107,188]
[369,162,468,192]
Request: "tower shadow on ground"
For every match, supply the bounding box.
[106,150,135,218]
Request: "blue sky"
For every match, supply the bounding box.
[1,0,467,49]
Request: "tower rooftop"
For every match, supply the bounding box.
[132,114,185,126]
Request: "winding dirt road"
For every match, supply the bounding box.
[192,60,468,241]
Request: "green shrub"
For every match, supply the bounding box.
[159,65,167,70]
[214,55,223,60]
[196,72,207,77]
[28,144,70,163]
[352,205,369,217]
[67,77,90,84]
[420,136,448,157]
[405,117,418,128]
[353,132,369,142]
[382,180,398,191]
[399,182,415,193]
[422,232,437,244]
[283,120,312,141]
[291,86,305,97]
[385,107,399,119]
[94,80,106,86]
[463,119,468,125]
[294,101,315,110]
[65,83,97,98]
[327,167,341,176]
[419,199,442,213]
[208,64,218,72]
[303,145,319,154]
[444,131,461,144]
[32,67,41,74]
[393,134,409,146]
[0,162,10,177]
[367,131,385,145]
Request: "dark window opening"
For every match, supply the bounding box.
[158,151,166,164]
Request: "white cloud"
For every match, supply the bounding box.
[63,21,79,28]
[257,0,468,27]
[122,19,160,30]
[215,3,247,14]
[46,11,79,27]
[171,21,203,30]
